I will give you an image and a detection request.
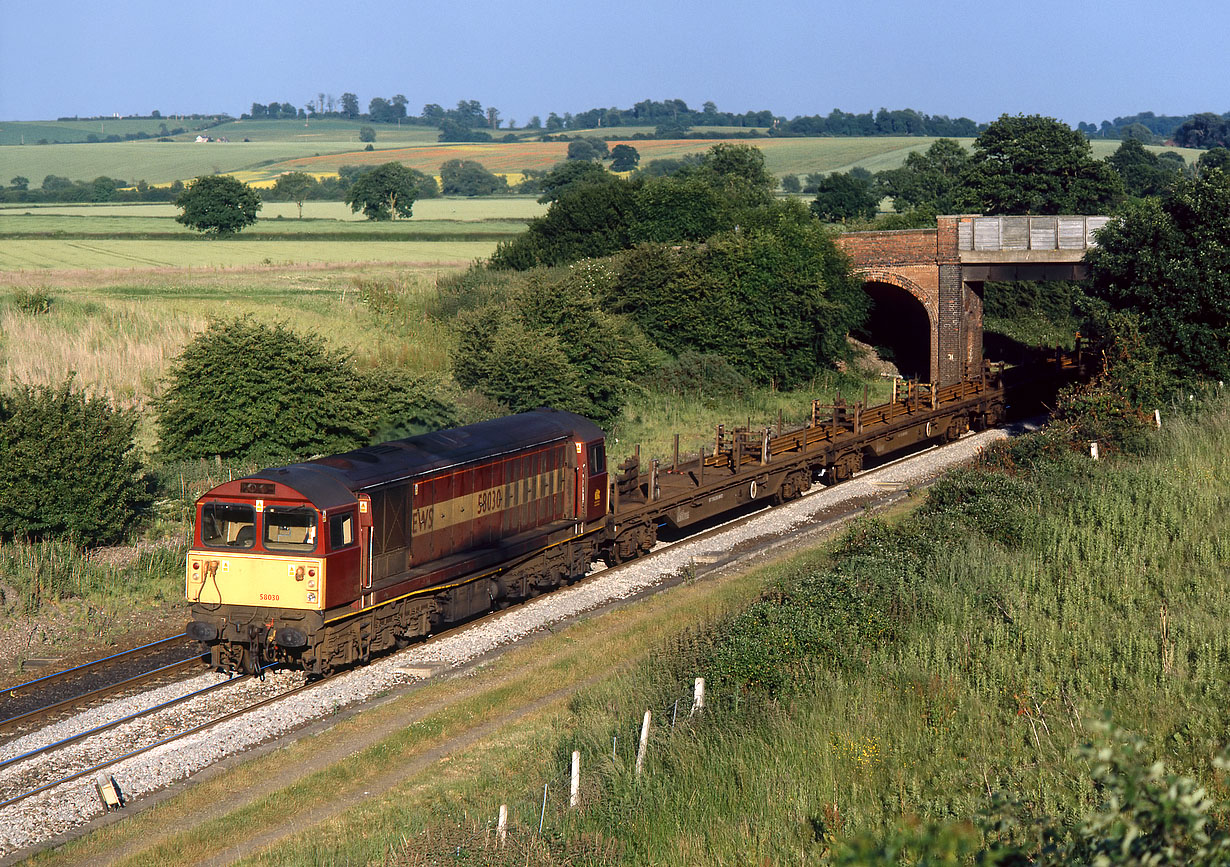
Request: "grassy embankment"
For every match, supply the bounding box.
[26,399,1230,865]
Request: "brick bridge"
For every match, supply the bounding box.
[834,214,1110,385]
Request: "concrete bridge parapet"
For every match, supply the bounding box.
[835,214,1109,385]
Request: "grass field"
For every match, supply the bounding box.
[0,199,543,268]
[0,238,496,271]
[1,264,457,447]
[0,198,547,221]
[3,123,1203,193]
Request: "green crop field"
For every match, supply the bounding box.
[269,136,960,182]
[0,141,364,188]
[0,238,497,271]
[0,201,543,240]
[0,117,193,145]
[0,196,541,270]
[0,198,547,221]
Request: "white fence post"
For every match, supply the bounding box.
[1154,409,1162,428]
[497,804,508,845]
[570,750,580,808]
[691,677,706,716]
[635,710,651,777]
[1090,441,1100,460]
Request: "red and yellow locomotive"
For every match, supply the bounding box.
[186,409,607,674]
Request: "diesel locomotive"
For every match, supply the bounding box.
[186,409,608,674]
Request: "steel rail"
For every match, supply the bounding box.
[0,665,294,810]
[0,670,254,779]
[0,655,207,732]
[3,634,188,697]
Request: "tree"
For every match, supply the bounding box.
[810,171,879,222]
[493,144,777,271]
[345,162,418,220]
[368,98,390,122]
[780,174,801,194]
[439,159,507,196]
[604,200,867,387]
[1196,147,1230,177]
[340,92,359,119]
[958,114,1123,214]
[10,176,29,190]
[877,138,969,213]
[157,318,455,465]
[1107,138,1181,198]
[174,175,261,235]
[695,142,776,203]
[1173,112,1230,149]
[91,176,118,202]
[1086,169,1230,382]
[609,144,640,172]
[437,118,493,142]
[270,171,315,219]
[566,139,599,161]
[536,161,612,203]
[0,379,147,546]
[358,125,376,143]
[452,265,656,425]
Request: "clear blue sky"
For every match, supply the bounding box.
[1,0,1225,126]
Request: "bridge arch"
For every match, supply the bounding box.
[852,267,937,383]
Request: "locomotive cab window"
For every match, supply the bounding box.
[201,503,256,549]
[263,506,319,552]
[329,511,355,551]
[588,443,606,475]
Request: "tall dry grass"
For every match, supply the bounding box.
[1,302,205,410]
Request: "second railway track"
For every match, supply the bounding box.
[0,636,207,741]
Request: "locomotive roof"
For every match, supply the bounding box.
[248,408,603,507]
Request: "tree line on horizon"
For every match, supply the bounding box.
[36,96,1230,149]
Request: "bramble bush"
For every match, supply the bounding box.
[451,263,658,426]
[157,318,457,465]
[0,378,148,546]
[839,722,1230,865]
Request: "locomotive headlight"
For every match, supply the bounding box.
[305,591,317,604]
[307,578,317,590]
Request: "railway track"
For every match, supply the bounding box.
[0,635,206,742]
[0,665,300,810]
[0,602,510,813]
